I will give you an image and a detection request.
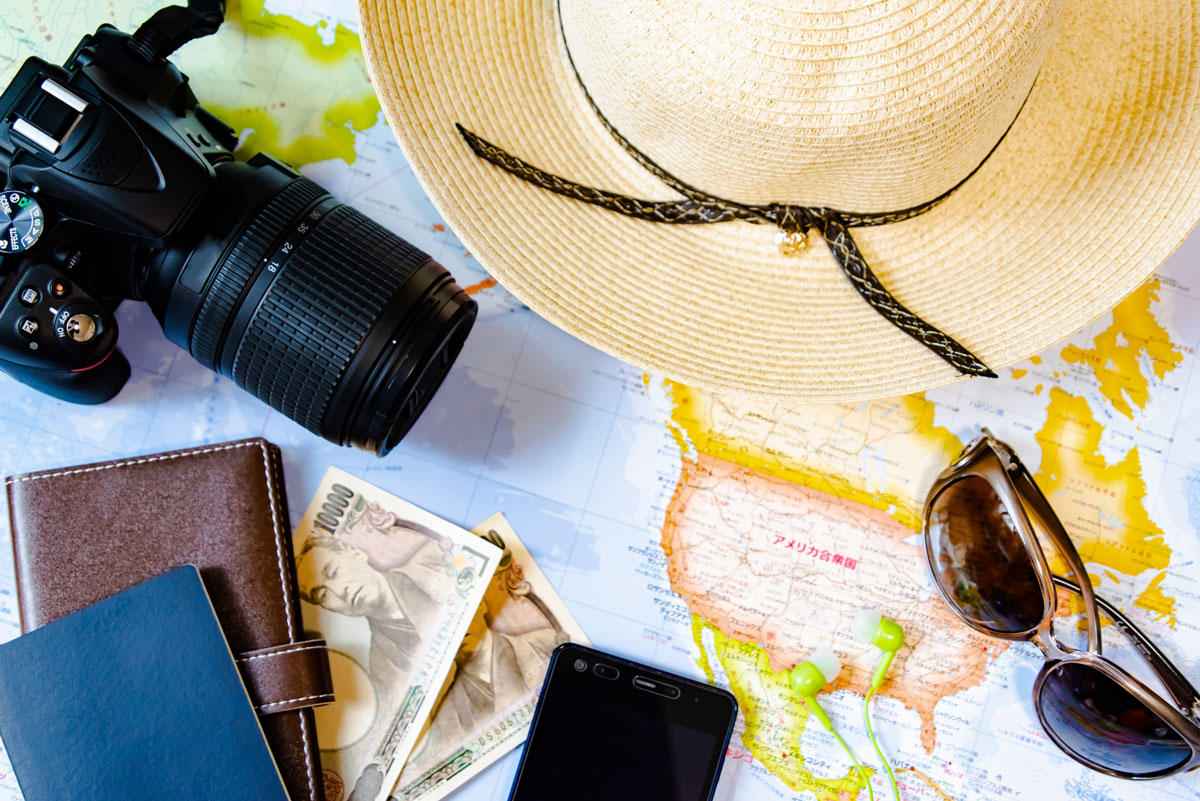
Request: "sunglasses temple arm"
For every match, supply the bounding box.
[1051,575,1200,716]
[1010,468,1103,653]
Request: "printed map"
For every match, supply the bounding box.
[1,3,1198,800]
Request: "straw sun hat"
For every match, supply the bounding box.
[357,0,1200,400]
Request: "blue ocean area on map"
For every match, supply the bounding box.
[1184,474,1200,537]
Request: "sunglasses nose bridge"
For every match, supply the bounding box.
[1030,628,1068,660]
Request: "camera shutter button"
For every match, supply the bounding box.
[53,306,101,344]
[64,313,97,342]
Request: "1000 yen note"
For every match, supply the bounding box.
[391,513,590,801]
[293,467,501,801]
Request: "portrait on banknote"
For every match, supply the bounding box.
[298,512,454,703]
[409,525,567,754]
[392,514,589,801]
[293,469,500,801]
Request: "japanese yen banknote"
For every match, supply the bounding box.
[293,468,501,801]
[393,513,589,801]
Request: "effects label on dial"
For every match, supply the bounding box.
[0,191,44,254]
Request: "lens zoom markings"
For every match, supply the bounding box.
[230,201,429,433]
[189,178,327,368]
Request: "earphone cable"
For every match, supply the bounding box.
[864,688,900,801]
[830,727,875,801]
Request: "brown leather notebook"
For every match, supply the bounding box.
[5,438,332,801]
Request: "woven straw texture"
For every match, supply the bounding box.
[357,0,1200,401]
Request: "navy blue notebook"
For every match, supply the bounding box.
[0,565,290,801]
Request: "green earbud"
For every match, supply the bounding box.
[788,647,841,731]
[853,609,905,691]
[789,647,878,801]
[854,609,906,801]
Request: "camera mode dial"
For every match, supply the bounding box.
[0,191,44,255]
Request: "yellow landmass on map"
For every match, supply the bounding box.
[1034,388,1175,623]
[1061,280,1182,419]
[692,618,869,800]
[178,0,381,167]
[667,383,962,531]
[0,2,380,169]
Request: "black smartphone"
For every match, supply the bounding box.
[507,643,738,801]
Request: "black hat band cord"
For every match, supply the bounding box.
[454,4,1041,379]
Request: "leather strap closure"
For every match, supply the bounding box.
[235,639,334,716]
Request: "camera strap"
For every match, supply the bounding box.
[126,0,225,64]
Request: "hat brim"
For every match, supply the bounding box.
[357,0,1200,400]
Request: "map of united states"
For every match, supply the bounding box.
[657,280,1184,800]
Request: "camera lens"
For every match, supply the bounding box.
[574,659,588,672]
[146,159,475,455]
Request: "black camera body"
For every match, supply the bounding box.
[0,25,233,403]
[0,12,476,454]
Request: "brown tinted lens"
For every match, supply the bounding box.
[1039,662,1191,776]
[927,475,1045,633]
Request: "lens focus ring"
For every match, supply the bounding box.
[230,202,429,433]
[189,178,326,368]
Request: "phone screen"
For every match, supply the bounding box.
[507,644,737,801]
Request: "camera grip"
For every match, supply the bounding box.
[1,350,130,404]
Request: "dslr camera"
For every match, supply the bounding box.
[0,1,475,455]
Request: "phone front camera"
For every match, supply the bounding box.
[593,664,620,680]
[574,659,588,672]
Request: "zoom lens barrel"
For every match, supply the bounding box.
[145,157,475,455]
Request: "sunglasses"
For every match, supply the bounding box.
[922,429,1200,780]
